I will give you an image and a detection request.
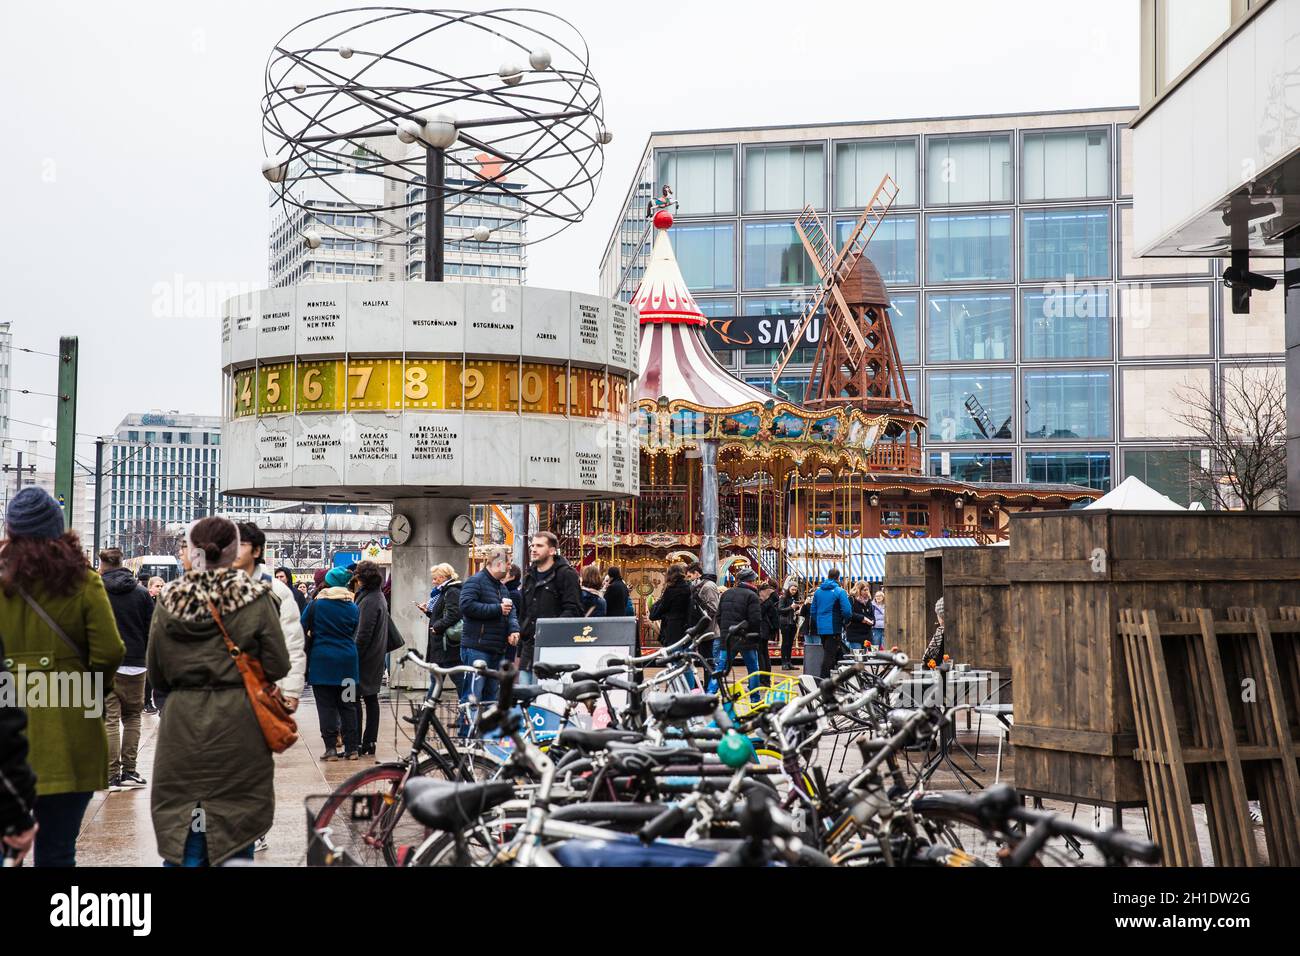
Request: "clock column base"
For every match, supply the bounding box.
[389,496,471,690]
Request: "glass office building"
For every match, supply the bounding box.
[599,108,1288,504]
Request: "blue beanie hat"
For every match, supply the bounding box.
[324,567,352,588]
[6,486,66,540]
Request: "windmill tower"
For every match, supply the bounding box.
[770,175,913,416]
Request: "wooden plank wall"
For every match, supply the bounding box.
[1007,511,1300,807]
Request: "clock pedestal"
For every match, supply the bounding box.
[389,496,471,690]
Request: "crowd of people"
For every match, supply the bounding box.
[0,485,896,868]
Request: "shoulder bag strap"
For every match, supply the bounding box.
[207,599,256,682]
[17,585,88,668]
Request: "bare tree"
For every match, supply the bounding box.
[119,519,183,557]
[279,509,317,567]
[1173,364,1288,510]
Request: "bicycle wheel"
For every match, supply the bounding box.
[312,754,458,867]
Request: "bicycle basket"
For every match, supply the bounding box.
[725,672,799,717]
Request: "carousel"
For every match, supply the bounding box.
[542,201,1100,612]
[544,209,888,607]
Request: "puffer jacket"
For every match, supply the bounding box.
[809,578,851,637]
[147,569,290,866]
[301,588,360,687]
[459,569,520,654]
[717,583,762,652]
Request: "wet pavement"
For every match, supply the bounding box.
[66,677,1261,867]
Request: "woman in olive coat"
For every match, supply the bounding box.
[147,517,289,866]
[0,487,125,867]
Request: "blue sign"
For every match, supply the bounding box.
[332,551,362,568]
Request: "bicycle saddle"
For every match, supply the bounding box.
[646,692,718,721]
[556,727,645,753]
[607,741,705,768]
[405,779,516,832]
[534,662,581,679]
[561,680,601,703]
[570,667,625,683]
[511,684,547,704]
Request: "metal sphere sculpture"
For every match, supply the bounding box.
[260,7,610,260]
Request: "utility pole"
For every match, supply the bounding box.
[55,337,79,530]
[93,438,104,559]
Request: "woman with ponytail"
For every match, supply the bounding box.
[146,516,290,866]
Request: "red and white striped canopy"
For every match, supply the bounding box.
[636,320,777,408]
[632,214,775,409]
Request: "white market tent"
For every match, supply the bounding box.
[782,535,987,582]
[1084,475,1186,511]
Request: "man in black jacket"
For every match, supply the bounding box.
[0,638,38,864]
[518,532,582,673]
[98,548,154,791]
[711,568,763,695]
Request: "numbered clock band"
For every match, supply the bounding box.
[229,357,633,420]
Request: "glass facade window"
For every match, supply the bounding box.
[1022,206,1110,281]
[926,291,1013,363]
[1023,369,1113,440]
[694,297,737,318]
[903,370,921,406]
[1119,284,1212,357]
[743,220,817,289]
[926,371,1014,442]
[928,451,1014,483]
[1025,450,1112,490]
[1022,287,1111,360]
[1123,449,1206,506]
[889,293,919,365]
[743,144,825,212]
[926,212,1012,283]
[833,138,917,207]
[836,215,917,285]
[674,222,735,292]
[1022,129,1110,201]
[747,375,808,403]
[744,347,814,366]
[654,148,735,216]
[926,134,1012,204]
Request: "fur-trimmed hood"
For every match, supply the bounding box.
[159,569,271,625]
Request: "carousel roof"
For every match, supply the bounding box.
[634,212,776,410]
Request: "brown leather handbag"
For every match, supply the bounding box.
[207,600,299,753]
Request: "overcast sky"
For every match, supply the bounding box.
[0,0,1138,469]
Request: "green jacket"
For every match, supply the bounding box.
[0,571,126,796]
[147,569,290,866]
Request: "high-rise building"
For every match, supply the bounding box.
[599,106,1289,504]
[268,142,526,288]
[1130,0,1298,505]
[101,411,264,554]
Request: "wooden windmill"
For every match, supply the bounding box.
[770,174,912,415]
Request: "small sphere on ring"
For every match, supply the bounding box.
[529,48,552,71]
[338,45,354,59]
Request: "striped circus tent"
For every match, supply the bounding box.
[782,535,990,583]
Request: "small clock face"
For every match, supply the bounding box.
[388,513,413,545]
[450,513,475,546]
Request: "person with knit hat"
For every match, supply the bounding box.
[0,486,125,866]
[300,566,362,760]
[147,516,290,866]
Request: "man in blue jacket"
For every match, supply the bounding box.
[457,547,520,736]
[809,566,852,679]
